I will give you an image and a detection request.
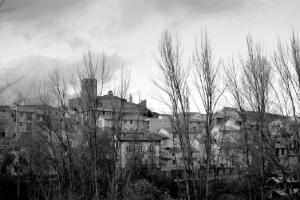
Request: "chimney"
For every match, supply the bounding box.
[108,90,113,96]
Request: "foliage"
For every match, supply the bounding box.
[123,179,169,200]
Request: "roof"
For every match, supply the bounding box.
[243,111,287,122]
[0,105,11,111]
[156,129,171,139]
[118,133,162,142]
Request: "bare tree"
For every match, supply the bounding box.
[224,60,250,166]
[154,30,197,200]
[48,69,68,109]
[242,36,272,200]
[77,51,111,200]
[273,32,300,198]
[224,58,254,200]
[193,32,224,200]
[107,66,131,200]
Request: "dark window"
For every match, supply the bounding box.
[172,160,176,165]
[149,157,154,163]
[276,149,279,156]
[27,113,32,121]
[281,149,285,155]
[130,120,133,124]
[149,145,154,152]
[12,112,16,121]
[126,146,131,152]
[0,131,5,137]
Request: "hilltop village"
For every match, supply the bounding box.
[1,77,299,200]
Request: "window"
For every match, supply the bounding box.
[126,146,131,152]
[130,120,133,124]
[139,145,143,152]
[281,149,285,155]
[149,145,154,152]
[172,160,176,165]
[276,149,279,156]
[12,112,16,121]
[26,123,32,132]
[149,157,155,164]
[0,131,5,137]
[27,113,32,121]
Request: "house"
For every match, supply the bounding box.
[212,107,245,167]
[0,106,15,141]
[269,120,299,172]
[157,128,203,172]
[0,104,65,147]
[117,133,161,169]
[212,107,299,174]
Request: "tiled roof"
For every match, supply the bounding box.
[0,105,11,111]
[118,133,162,141]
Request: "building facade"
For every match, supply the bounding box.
[117,133,161,169]
[69,78,156,132]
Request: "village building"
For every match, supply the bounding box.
[117,133,161,169]
[69,78,157,132]
[0,104,65,147]
[157,128,203,172]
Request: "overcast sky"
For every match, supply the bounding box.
[0,0,300,112]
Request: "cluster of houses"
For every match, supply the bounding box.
[0,78,299,176]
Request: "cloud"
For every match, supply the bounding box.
[0,52,126,104]
[0,0,299,111]
[0,0,246,44]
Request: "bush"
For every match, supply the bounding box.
[123,179,172,200]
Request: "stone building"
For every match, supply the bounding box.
[69,78,157,132]
[0,104,65,147]
[117,133,161,168]
[157,128,202,172]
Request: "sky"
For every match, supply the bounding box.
[0,0,300,113]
